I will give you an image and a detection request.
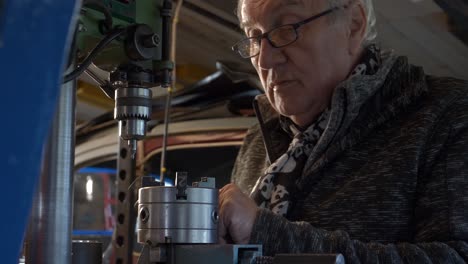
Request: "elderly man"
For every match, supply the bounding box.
[218,0,468,262]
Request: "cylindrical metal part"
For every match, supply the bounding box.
[160,0,173,88]
[114,88,152,121]
[72,240,102,264]
[161,0,172,62]
[116,86,152,99]
[27,73,76,263]
[138,186,218,244]
[119,118,146,140]
[114,87,152,141]
[159,89,172,185]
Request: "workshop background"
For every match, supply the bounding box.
[76,0,468,123]
[73,0,468,262]
[1,0,467,263]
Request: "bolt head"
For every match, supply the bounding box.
[152,35,160,46]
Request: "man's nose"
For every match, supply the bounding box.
[257,38,284,70]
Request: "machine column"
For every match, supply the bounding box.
[26,68,77,264]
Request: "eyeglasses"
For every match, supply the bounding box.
[232,7,339,59]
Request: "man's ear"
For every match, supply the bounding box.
[347,2,367,55]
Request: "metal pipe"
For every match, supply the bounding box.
[27,67,77,264]
[84,66,114,99]
[159,0,178,185]
[159,89,171,186]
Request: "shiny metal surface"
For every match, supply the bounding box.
[139,186,218,204]
[115,105,151,120]
[118,118,146,140]
[114,85,152,161]
[114,87,152,123]
[139,204,216,229]
[27,75,77,264]
[138,229,217,245]
[116,87,152,98]
[114,87,152,158]
[138,186,218,244]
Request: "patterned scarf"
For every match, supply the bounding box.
[250,45,382,217]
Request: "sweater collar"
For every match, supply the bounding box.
[297,55,428,193]
[253,51,428,171]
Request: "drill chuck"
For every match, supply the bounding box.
[114,87,152,157]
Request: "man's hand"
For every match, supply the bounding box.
[218,183,259,244]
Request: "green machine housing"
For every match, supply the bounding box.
[77,0,169,75]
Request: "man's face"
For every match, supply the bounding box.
[241,0,354,126]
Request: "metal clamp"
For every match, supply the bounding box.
[175,172,188,200]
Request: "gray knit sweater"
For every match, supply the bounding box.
[231,55,468,263]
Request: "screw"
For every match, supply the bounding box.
[152,35,160,46]
[143,34,160,48]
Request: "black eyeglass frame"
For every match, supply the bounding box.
[232,6,340,59]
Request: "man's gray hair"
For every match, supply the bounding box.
[236,0,377,45]
[329,0,377,45]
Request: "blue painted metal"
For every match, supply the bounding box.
[78,167,121,175]
[0,0,80,262]
[73,230,114,236]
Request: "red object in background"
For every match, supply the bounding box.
[102,173,116,231]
